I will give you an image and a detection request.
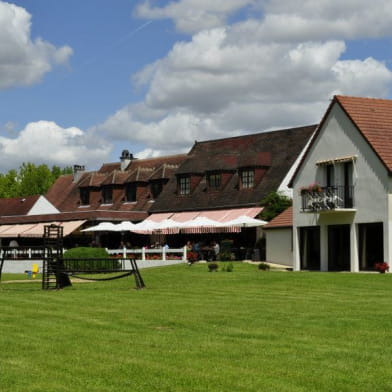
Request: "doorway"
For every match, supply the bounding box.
[358,223,383,270]
[328,225,350,271]
[300,227,320,270]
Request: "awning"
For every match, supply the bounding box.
[0,220,86,238]
[316,155,357,166]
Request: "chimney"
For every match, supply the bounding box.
[120,149,133,171]
[73,164,85,182]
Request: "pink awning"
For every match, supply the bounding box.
[0,220,86,238]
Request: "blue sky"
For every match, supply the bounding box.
[1,0,392,172]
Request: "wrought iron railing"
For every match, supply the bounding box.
[301,186,354,212]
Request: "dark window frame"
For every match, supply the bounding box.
[207,172,221,189]
[178,176,191,195]
[102,186,113,204]
[240,169,255,189]
[125,183,137,202]
[79,188,90,205]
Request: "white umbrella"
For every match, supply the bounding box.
[180,216,221,233]
[81,222,119,232]
[131,219,161,233]
[180,216,220,228]
[220,215,267,228]
[113,221,138,231]
[154,219,183,230]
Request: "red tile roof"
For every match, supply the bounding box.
[335,95,392,172]
[0,195,40,216]
[263,206,292,229]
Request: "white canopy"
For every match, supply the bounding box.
[114,221,138,231]
[220,215,267,227]
[180,216,220,229]
[81,222,119,232]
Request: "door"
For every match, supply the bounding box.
[328,225,350,271]
[300,227,320,270]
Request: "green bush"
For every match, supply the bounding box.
[222,262,234,272]
[258,262,270,271]
[208,262,219,272]
[63,247,119,271]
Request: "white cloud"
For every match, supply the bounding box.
[0,121,111,171]
[0,1,73,90]
[93,0,392,158]
[135,0,254,34]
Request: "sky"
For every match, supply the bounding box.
[1,0,392,172]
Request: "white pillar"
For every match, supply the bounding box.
[320,224,328,271]
[293,227,301,271]
[142,247,146,261]
[350,223,359,272]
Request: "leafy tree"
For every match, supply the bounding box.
[259,191,292,221]
[0,163,73,198]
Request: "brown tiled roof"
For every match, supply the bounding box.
[335,95,392,172]
[0,210,148,225]
[45,153,187,222]
[151,125,316,213]
[0,195,40,216]
[263,206,292,229]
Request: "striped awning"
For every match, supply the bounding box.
[0,220,86,238]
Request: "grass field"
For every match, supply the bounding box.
[1,263,392,391]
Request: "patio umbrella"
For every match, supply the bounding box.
[153,218,183,233]
[180,216,221,233]
[81,222,119,232]
[113,221,138,231]
[220,215,268,228]
[131,219,161,233]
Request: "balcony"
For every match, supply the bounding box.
[301,185,354,212]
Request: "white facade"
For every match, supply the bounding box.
[27,196,60,215]
[265,228,292,267]
[292,102,390,271]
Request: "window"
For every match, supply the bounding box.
[151,181,163,199]
[240,169,254,189]
[178,176,190,195]
[102,187,113,204]
[79,188,90,205]
[125,183,137,202]
[207,173,221,189]
[326,164,335,187]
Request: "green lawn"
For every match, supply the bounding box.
[1,263,392,391]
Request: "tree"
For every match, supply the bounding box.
[0,163,73,198]
[259,191,292,221]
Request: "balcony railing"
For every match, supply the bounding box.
[301,186,354,212]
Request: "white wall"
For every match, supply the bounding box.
[292,102,390,269]
[265,228,293,267]
[28,196,60,215]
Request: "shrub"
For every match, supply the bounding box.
[63,247,119,271]
[222,262,234,272]
[258,262,270,271]
[208,262,219,272]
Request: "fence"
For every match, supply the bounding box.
[106,246,188,262]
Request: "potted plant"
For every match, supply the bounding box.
[375,262,389,273]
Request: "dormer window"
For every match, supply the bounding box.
[125,183,137,202]
[80,188,90,205]
[102,186,113,204]
[151,181,163,199]
[207,172,221,190]
[240,169,254,189]
[178,175,190,195]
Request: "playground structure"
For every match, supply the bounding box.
[0,224,145,290]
